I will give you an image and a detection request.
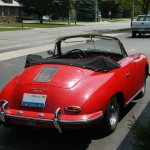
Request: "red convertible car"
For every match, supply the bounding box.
[0,34,149,134]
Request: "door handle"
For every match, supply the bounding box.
[126,73,130,78]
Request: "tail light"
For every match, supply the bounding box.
[65,106,81,113]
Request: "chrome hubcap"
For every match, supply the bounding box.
[110,96,118,126]
[141,82,146,94]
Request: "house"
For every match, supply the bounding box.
[0,0,23,23]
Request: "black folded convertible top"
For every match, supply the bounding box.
[25,54,120,72]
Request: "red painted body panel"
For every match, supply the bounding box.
[1,64,127,114]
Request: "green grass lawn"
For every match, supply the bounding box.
[0,22,77,28]
[118,28,131,32]
[0,22,78,32]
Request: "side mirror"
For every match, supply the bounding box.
[133,53,140,60]
[47,50,54,55]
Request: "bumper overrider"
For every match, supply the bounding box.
[0,100,103,133]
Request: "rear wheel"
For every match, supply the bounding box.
[97,95,119,134]
[132,31,136,38]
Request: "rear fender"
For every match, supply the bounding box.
[0,75,19,103]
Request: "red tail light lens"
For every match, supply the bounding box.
[65,106,81,113]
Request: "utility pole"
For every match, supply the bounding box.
[95,0,98,22]
[68,10,70,24]
[68,0,70,24]
[131,0,134,21]
[21,11,23,28]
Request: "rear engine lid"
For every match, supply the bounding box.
[17,65,84,89]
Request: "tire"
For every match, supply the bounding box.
[137,78,146,98]
[97,95,119,134]
[132,31,136,38]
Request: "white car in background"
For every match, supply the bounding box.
[42,16,49,20]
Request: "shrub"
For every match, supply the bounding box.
[128,114,150,150]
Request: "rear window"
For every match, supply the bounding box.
[137,16,150,21]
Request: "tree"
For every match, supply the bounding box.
[77,0,97,21]
[17,0,55,23]
[114,0,150,14]
[52,0,75,22]
[99,0,120,18]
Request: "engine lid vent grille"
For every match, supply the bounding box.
[34,66,59,82]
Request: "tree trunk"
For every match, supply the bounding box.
[48,15,51,22]
[39,14,43,24]
[142,0,149,14]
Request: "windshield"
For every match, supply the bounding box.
[60,37,122,55]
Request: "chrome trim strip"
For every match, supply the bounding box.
[126,87,143,106]
[60,114,103,124]
[5,114,54,123]
[5,113,103,124]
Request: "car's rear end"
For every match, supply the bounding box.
[131,15,150,37]
[0,64,106,132]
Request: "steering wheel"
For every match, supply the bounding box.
[67,49,87,59]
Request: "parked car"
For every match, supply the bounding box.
[0,34,149,134]
[131,14,150,37]
[42,16,49,21]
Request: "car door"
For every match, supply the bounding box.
[119,57,138,101]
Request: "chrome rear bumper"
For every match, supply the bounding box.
[0,100,103,133]
[0,100,8,123]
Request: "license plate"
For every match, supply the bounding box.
[27,121,36,126]
[138,29,145,31]
[22,93,47,108]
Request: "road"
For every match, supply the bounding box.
[0,20,130,53]
[0,21,150,150]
